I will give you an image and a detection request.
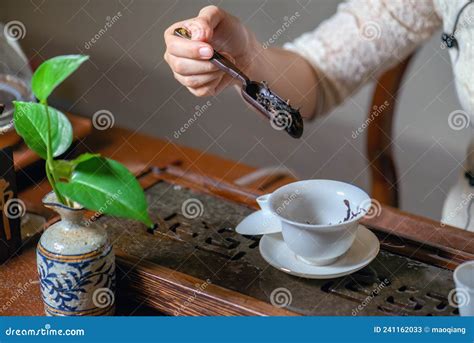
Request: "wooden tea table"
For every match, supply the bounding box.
[1,125,473,316]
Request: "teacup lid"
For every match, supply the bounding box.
[235,210,282,235]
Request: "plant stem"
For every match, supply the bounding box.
[42,100,68,205]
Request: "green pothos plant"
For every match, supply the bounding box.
[13,55,153,227]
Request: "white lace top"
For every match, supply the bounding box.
[284,0,473,130]
[284,0,474,230]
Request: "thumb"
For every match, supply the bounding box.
[184,6,224,42]
[198,5,224,30]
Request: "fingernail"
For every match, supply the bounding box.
[199,47,213,58]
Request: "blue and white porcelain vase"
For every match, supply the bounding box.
[37,192,115,316]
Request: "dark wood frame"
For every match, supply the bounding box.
[367,55,414,208]
[112,165,474,316]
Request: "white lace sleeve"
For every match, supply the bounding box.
[284,0,442,116]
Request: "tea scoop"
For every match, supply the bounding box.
[173,27,304,138]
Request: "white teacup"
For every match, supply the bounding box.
[453,261,474,316]
[257,180,371,266]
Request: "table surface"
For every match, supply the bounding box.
[1,126,473,316]
[1,126,288,316]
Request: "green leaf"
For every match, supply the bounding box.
[32,55,89,102]
[70,153,101,167]
[13,101,73,159]
[53,160,74,181]
[56,157,153,227]
[53,154,101,181]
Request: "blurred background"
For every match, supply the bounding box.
[1,0,470,222]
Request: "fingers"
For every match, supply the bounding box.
[164,6,231,97]
[198,5,225,32]
[182,6,225,42]
[186,76,224,97]
[165,34,214,60]
[165,48,239,97]
[165,6,225,58]
[164,5,224,44]
[173,71,223,89]
[166,56,219,76]
[183,17,213,42]
[181,73,239,98]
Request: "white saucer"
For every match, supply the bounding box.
[259,225,380,279]
[235,210,282,235]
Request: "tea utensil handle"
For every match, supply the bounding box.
[173,28,250,85]
[256,194,272,212]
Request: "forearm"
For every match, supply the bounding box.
[241,45,320,120]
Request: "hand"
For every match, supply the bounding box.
[164,5,258,97]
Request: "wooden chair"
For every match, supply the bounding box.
[367,55,414,208]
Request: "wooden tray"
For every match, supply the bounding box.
[95,166,474,316]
